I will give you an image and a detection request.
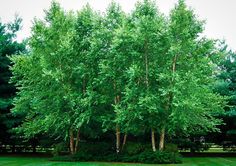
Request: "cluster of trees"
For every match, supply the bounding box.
[1,0,234,155]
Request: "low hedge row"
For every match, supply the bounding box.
[52,150,182,164]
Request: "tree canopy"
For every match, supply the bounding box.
[10,0,226,154]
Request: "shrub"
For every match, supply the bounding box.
[138,151,182,164]
[165,143,178,153]
[52,150,182,164]
[123,142,146,155]
[72,151,93,161]
[79,142,113,156]
[51,142,182,164]
[175,137,211,152]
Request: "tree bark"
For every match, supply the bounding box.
[116,124,121,153]
[69,129,75,154]
[144,40,149,88]
[121,134,127,150]
[113,81,121,153]
[159,127,165,151]
[169,54,178,103]
[151,128,156,152]
[158,55,178,151]
[75,129,80,153]
[145,40,157,153]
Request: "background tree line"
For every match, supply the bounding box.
[0,0,235,157]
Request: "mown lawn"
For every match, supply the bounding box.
[0,156,236,166]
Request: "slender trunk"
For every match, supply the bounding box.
[159,104,168,151]
[159,127,165,151]
[144,40,149,88]
[169,55,178,103]
[114,81,121,153]
[172,55,177,75]
[69,129,75,154]
[158,55,178,151]
[151,128,156,152]
[116,125,121,153]
[145,40,156,152]
[122,134,127,150]
[75,129,80,153]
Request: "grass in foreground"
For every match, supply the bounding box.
[0,156,236,166]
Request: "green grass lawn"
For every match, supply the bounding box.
[0,156,236,166]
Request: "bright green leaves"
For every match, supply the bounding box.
[165,1,225,135]
[115,0,168,133]
[170,0,203,42]
[10,0,226,148]
[11,2,78,139]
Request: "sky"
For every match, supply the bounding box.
[0,0,236,50]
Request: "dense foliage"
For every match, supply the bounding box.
[213,45,236,149]
[5,0,231,163]
[0,16,26,151]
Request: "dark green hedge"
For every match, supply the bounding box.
[52,142,182,164]
[52,150,182,164]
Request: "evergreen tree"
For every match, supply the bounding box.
[214,45,236,146]
[0,16,25,151]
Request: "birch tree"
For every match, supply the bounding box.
[157,0,225,150]
[97,2,126,153]
[11,2,99,154]
[116,0,168,152]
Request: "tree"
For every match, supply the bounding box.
[96,2,126,153]
[69,4,102,154]
[11,2,109,154]
[0,16,25,151]
[214,45,236,147]
[11,2,78,154]
[157,0,225,150]
[116,0,225,152]
[115,0,169,152]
